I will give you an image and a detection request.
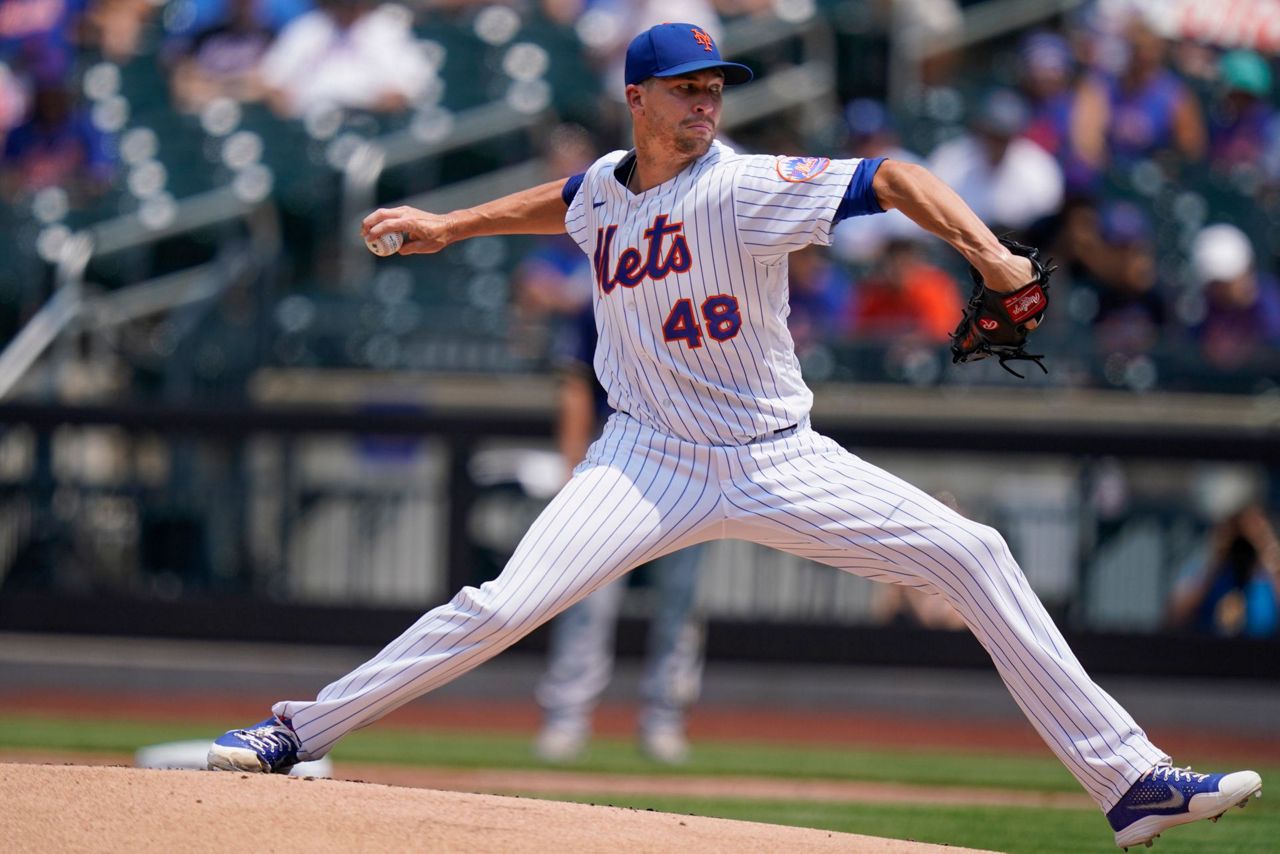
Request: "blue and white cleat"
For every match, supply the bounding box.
[1108,764,1262,849]
[207,716,301,774]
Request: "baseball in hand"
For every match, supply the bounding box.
[366,231,404,256]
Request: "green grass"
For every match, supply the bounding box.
[542,795,1274,854]
[0,713,1083,791]
[1,713,1274,853]
[0,715,217,755]
[4,713,1277,795]
[337,727,1093,792]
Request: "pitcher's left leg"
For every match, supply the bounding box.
[722,429,1166,812]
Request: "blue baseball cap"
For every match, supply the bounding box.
[624,23,753,86]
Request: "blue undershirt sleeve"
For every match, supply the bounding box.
[832,157,887,224]
[562,172,585,206]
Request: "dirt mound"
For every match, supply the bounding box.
[1,763,994,853]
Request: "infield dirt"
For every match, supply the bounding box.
[1,762,996,853]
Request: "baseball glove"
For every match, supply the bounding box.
[950,237,1055,378]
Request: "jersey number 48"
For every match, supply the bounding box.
[662,295,742,349]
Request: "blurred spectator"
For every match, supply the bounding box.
[831,98,928,264]
[81,0,156,62]
[1074,201,1166,354]
[539,0,579,25]
[165,0,276,112]
[1017,30,1099,193]
[0,61,26,144]
[847,238,961,343]
[1018,32,1073,152]
[1,74,114,201]
[786,245,851,355]
[511,232,593,355]
[510,123,596,358]
[891,0,963,88]
[258,0,430,118]
[927,89,1064,232]
[1207,50,1280,175]
[171,0,312,34]
[0,0,83,77]
[1187,223,1280,370]
[1167,503,1280,638]
[1072,14,1206,172]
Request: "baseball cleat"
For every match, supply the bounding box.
[1108,764,1262,850]
[207,716,302,773]
[639,726,690,765]
[534,725,587,764]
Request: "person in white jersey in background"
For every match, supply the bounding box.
[208,22,1261,850]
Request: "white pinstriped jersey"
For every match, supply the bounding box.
[565,139,869,446]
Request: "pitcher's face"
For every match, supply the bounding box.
[629,69,725,159]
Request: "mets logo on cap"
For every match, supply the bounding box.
[776,155,831,182]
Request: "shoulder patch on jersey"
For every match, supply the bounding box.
[775,156,831,183]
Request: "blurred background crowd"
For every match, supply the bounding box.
[0,0,1277,653]
[2,0,1279,393]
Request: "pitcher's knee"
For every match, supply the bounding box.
[445,584,540,640]
[445,585,494,624]
[949,521,1015,573]
[460,581,570,635]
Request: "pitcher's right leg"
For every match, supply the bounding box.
[721,428,1167,812]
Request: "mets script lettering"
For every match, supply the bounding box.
[594,215,693,294]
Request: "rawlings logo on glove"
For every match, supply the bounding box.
[950,237,1055,378]
[1004,289,1046,322]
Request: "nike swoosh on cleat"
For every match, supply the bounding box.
[593,201,605,208]
[1131,788,1186,811]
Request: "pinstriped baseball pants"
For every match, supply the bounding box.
[275,412,1167,812]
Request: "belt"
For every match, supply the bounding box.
[613,411,806,445]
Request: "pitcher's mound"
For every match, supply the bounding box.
[0,763,994,853]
